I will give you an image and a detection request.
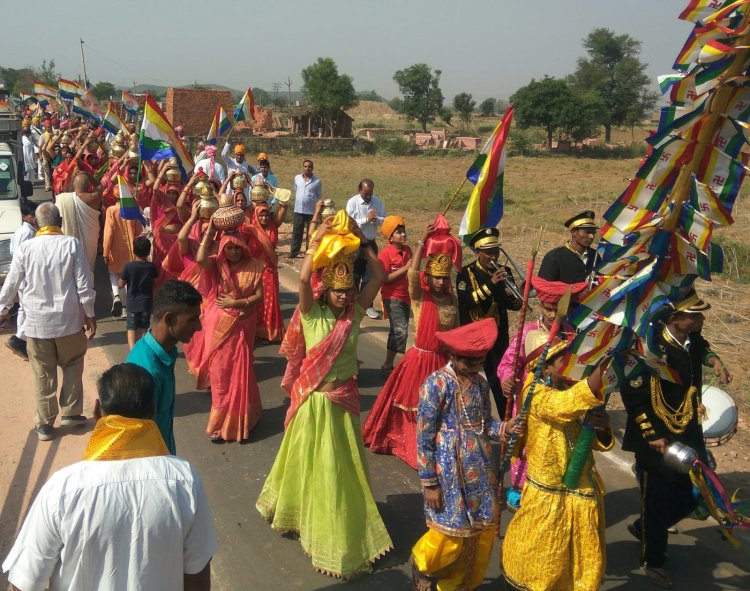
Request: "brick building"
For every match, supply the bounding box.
[165,88,235,136]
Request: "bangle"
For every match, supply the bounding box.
[416,240,425,247]
[305,249,316,256]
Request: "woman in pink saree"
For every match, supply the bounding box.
[196,219,265,442]
[150,183,183,284]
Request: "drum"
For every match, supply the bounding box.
[701,384,738,446]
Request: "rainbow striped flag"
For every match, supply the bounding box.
[116,175,146,225]
[122,91,139,116]
[724,85,750,120]
[139,95,194,181]
[58,78,79,101]
[80,87,96,105]
[102,105,128,135]
[698,39,736,63]
[206,106,232,144]
[34,81,57,98]
[679,203,714,252]
[691,177,734,226]
[459,105,513,242]
[710,115,748,158]
[695,145,748,210]
[673,23,731,70]
[679,0,736,23]
[701,0,750,24]
[72,95,95,120]
[234,87,255,122]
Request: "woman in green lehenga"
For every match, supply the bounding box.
[256,214,393,579]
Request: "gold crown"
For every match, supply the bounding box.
[322,252,355,290]
[426,253,451,277]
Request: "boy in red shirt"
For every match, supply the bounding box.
[378,215,412,373]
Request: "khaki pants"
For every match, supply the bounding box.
[27,331,87,427]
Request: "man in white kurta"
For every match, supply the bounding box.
[55,171,102,275]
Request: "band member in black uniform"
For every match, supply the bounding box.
[620,292,731,588]
[456,227,522,416]
[538,210,599,284]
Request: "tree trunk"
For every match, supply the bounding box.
[421,119,428,133]
[547,126,553,152]
[604,123,612,143]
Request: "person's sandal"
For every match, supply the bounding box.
[641,566,673,589]
[209,433,225,444]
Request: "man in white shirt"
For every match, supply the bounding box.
[221,141,257,177]
[345,178,387,318]
[290,159,323,258]
[2,362,216,591]
[6,200,38,361]
[0,202,96,441]
[56,171,103,276]
[21,128,36,182]
[193,144,226,183]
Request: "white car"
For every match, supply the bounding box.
[0,141,33,284]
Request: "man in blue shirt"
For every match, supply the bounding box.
[290,159,323,258]
[127,281,202,454]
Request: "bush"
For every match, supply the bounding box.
[713,236,750,283]
[508,130,537,157]
[578,142,647,159]
[374,137,417,156]
[477,124,495,134]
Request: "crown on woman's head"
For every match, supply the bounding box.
[322,251,355,290]
[426,253,451,277]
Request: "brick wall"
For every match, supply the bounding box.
[165,88,235,136]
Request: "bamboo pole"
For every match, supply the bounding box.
[441,176,468,216]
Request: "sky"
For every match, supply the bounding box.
[2,0,696,101]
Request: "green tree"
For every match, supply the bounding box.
[453,92,476,126]
[439,107,454,127]
[301,57,357,137]
[92,81,116,102]
[388,96,404,113]
[569,27,654,142]
[357,90,384,102]
[36,59,59,86]
[393,64,443,132]
[511,76,597,148]
[253,88,271,107]
[478,97,496,117]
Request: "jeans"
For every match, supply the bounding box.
[384,298,410,353]
[291,212,313,256]
[353,241,379,292]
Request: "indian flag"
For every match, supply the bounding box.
[102,105,128,135]
[34,81,57,98]
[122,91,139,116]
[233,87,255,122]
[139,95,194,181]
[459,105,513,242]
[58,78,79,101]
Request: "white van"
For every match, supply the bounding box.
[0,141,33,283]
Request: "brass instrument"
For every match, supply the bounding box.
[487,247,535,302]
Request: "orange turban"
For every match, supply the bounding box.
[380,215,405,239]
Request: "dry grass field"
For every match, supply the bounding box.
[269,152,750,415]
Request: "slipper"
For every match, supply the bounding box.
[209,433,225,444]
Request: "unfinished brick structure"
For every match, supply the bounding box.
[165,88,235,136]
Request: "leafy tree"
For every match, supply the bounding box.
[453,93,476,126]
[301,57,358,137]
[272,95,289,109]
[439,107,453,127]
[511,76,598,148]
[92,81,116,102]
[478,97,496,117]
[253,88,271,107]
[37,59,59,86]
[393,64,444,132]
[569,28,653,142]
[495,98,509,114]
[1,67,33,94]
[388,96,404,113]
[357,90,385,102]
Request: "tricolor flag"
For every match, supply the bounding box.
[34,81,57,98]
[122,91,139,116]
[58,78,79,101]
[102,105,128,135]
[459,105,513,242]
[690,176,734,226]
[139,95,194,181]
[233,87,256,122]
[34,95,49,109]
[116,175,146,225]
[206,106,232,145]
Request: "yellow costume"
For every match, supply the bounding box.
[502,378,613,591]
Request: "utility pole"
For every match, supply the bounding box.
[285,77,293,118]
[79,39,89,90]
[271,82,281,102]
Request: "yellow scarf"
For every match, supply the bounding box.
[83,415,169,461]
[36,225,63,237]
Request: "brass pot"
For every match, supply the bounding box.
[194,178,214,198]
[60,133,73,146]
[165,168,182,183]
[110,142,126,158]
[250,182,269,204]
[231,175,248,190]
[199,194,219,220]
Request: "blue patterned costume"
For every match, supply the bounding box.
[417,364,503,535]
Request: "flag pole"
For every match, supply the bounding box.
[442,176,468,216]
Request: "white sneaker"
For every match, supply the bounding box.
[365,307,381,319]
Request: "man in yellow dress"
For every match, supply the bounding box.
[502,330,613,591]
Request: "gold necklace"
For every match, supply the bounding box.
[649,376,696,434]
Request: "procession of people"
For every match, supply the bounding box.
[0,106,740,591]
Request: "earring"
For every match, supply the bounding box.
[544,375,552,386]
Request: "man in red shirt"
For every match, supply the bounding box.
[378,215,412,373]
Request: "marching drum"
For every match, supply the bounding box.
[701,384,738,447]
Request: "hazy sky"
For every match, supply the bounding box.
[3,0,695,101]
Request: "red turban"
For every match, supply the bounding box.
[436,318,498,357]
[531,276,588,303]
[423,213,462,271]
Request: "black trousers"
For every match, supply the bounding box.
[486,340,507,419]
[353,241,378,292]
[291,212,312,256]
[634,454,697,568]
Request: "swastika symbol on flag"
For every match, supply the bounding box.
[660,152,672,162]
[689,232,699,243]
[700,202,709,212]
[736,101,748,112]
[709,0,722,7]
[646,183,657,191]
[627,204,638,211]
[687,91,698,100]
[603,289,611,298]
[712,175,725,185]
[687,252,697,262]
[717,136,727,148]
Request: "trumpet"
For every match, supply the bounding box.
[487,247,535,302]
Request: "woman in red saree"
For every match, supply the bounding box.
[150,183,183,284]
[195,218,264,442]
[247,202,288,343]
[362,219,461,469]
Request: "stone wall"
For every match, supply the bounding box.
[187,135,375,155]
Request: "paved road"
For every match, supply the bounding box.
[29,185,750,590]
